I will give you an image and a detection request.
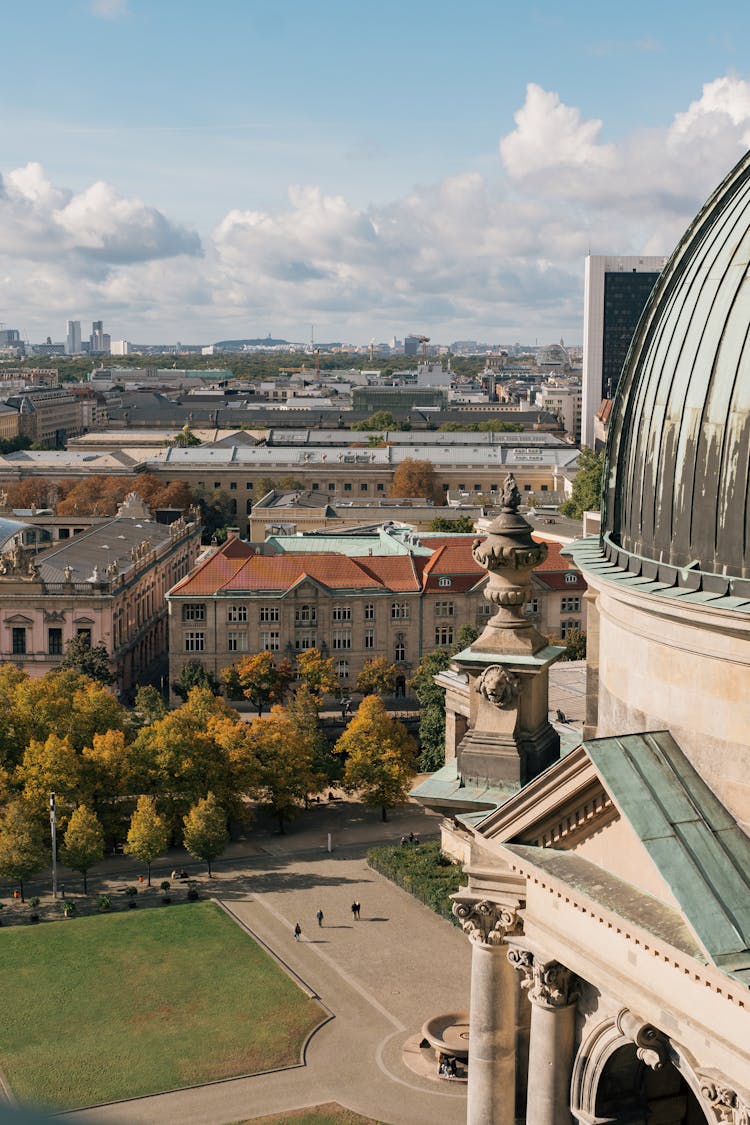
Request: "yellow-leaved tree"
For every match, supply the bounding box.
[125,795,169,886]
[335,695,418,821]
[250,706,318,832]
[61,805,105,894]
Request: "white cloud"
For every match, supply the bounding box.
[90,0,129,19]
[4,76,750,341]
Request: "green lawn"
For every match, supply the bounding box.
[0,901,324,1111]
[241,1107,382,1125]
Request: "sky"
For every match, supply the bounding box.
[3,0,750,345]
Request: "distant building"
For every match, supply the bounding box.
[582,255,665,446]
[110,340,130,356]
[5,386,84,448]
[90,320,111,356]
[539,381,582,442]
[66,320,82,355]
[404,335,421,356]
[0,494,201,693]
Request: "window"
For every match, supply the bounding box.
[246,482,253,489]
[377,483,385,492]
[474,483,482,491]
[561,596,581,613]
[228,631,248,652]
[395,633,406,661]
[438,576,452,588]
[527,597,540,615]
[214,481,220,489]
[524,484,532,491]
[344,482,352,492]
[541,484,548,492]
[332,629,352,650]
[261,631,280,651]
[435,600,455,618]
[336,659,349,680]
[227,605,247,623]
[182,603,205,622]
[434,625,454,647]
[312,482,319,490]
[364,628,375,649]
[48,627,63,655]
[560,620,580,639]
[295,634,317,650]
[295,604,317,625]
[260,606,279,623]
[360,483,368,492]
[364,603,375,621]
[12,627,26,655]
[391,602,410,620]
[184,631,205,652]
[332,605,351,622]
[230,482,237,491]
[328,483,335,491]
[564,572,578,585]
[478,602,493,616]
[77,627,92,644]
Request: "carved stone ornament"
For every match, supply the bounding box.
[0,542,41,581]
[476,664,521,709]
[509,950,578,1009]
[451,897,523,945]
[700,1078,750,1124]
[613,1010,669,1071]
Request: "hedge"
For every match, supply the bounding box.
[367,841,464,924]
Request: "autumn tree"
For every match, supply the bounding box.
[335,695,418,820]
[16,733,86,826]
[183,792,229,876]
[0,799,47,902]
[61,805,105,893]
[295,648,339,706]
[61,636,114,684]
[222,651,292,713]
[391,458,441,503]
[81,729,136,842]
[429,515,476,533]
[125,796,169,886]
[251,706,318,832]
[169,425,201,447]
[287,685,340,786]
[356,657,396,698]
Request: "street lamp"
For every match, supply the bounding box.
[50,792,57,899]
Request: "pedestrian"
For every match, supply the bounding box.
[408,831,414,843]
[354,900,361,920]
[294,922,302,941]
[316,908,324,927]
[400,835,408,846]
[351,901,358,921]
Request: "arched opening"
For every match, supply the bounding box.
[595,1044,708,1124]
[395,674,406,698]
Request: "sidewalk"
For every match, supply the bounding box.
[65,852,471,1125]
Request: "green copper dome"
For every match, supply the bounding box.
[603,149,750,594]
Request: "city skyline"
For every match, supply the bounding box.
[3,1,750,343]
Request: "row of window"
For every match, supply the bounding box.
[182,602,414,623]
[10,626,92,657]
[184,626,457,655]
[196,480,552,495]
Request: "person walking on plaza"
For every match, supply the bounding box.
[316,908,324,927]
[353,900,361,920]
[294,922,302,941]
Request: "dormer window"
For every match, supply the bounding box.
[564,573,577,585]
[438,577,452,588]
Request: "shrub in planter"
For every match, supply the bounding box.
[98,894,111,912]
[160,880,171,894]
[124,886,138,897]
[186,881,199,901]
[29,896,41,908]
[62,901,76,918]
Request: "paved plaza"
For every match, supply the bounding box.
[46,799,471,1125]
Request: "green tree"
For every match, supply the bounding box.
[252,706,318,831]
[429,515,476,533]
[351,411,396,431]
[61,636,114,684]
[169,425,201,447]
[183,792,229,876]
[335,695,418,821]
[133,684,167,726]
[192,485,235,544]
[125,795,170,886]
[61,805,104,894]
[559,448,604,519]
[550,629,587,661]
[287,685,340,786]
[222,651,292,713]
[295,648,340,705]
[0,799,47,902]
[410,650,451,771]
[356,657,396,697]
[172,660,221,701]
[453,623,479,653]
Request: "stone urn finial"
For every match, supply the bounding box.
[471,473,549,655]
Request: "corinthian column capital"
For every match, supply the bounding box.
[451,895,523,945]
[508,948,578,1009]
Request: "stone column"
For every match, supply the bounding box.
[510,950,578,1125]
[453,898,523,1125]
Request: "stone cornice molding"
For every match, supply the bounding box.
[451,895,523,945]
[507,946,579,1009]
[699,1076,750,1124]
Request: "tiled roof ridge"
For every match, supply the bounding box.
[169,540,241,595]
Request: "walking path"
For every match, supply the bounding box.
[65,851,471,1125]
